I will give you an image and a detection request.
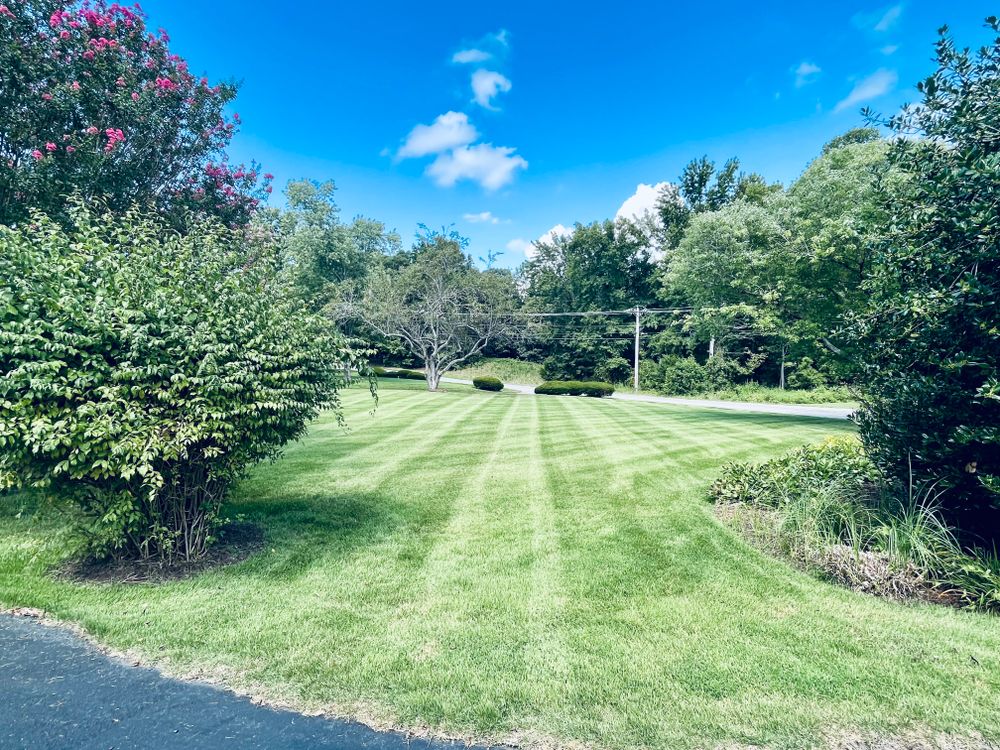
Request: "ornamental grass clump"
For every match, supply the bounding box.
[0,207,362,563]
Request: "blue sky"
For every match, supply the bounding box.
[143,1,996,267]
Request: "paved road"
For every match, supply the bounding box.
[0,613,480,750]
[441,378,853,420]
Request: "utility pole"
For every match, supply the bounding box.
[633,306,642,392]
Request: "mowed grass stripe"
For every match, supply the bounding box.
[1,382,999,750]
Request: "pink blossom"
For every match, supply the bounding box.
[59,30,71,40]
[0,5,15,19]
[31,150,43,161]
[116,76,126,86]
[263,173,274,180]
[66,146,76,153]
[45,142,57,152]
[70,81,80,91]
[82,50,95,60]
[85,126,99,135]
[41,93,53,101]
[131,91,139,102]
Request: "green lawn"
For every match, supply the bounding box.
[446,356,544,384]
[2,382,998,749]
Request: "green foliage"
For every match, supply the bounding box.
[851,20,1000,539]
[446,357,542,384]
[712,437,1000,611]
[786,357,827,390]
[472,376,504,392]
[376,368,424,380]
[0,207,358,561]
[521,220,656,379]
[534,381,615,397]
[656,356,709,395]
[594,356,633,384]
[710,437,877,507]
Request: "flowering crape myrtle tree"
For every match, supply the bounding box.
[0,0,271,226]
[0,206,361,562]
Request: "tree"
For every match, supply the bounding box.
[665,199,795,382]
[850,18,1000,541]
[780,134,893,377]
[0,1,269,226]
[274,179,400,309]
[655,156,776,252]
[353,229,517,390]
[521,219,657,379]
[0,206,360,561]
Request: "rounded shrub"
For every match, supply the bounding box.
[534,380,615,398]
[473,376,504,392]
[371,365,389,377]
[394,369,426,380]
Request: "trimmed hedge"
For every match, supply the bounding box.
[473,376,504,392]
[534,380,615,398]
[375,367,426,380]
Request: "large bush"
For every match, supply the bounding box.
[0,207,360,561]
[851,20,1000,540]
[594,356,633,385]
[0,1,270,226]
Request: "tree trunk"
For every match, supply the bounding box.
[426,361,441,391]
[779,345,786,390]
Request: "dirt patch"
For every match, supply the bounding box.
[56,521,265,584]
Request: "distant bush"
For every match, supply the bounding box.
[534,381,615,398]
[787,357,828,390]
[657,356,709,395]
[377,367,425,380]
[394,369,426,380]
[595,357,633,385]
[473,376,504,392]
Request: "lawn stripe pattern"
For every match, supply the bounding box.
[1,380,998,750]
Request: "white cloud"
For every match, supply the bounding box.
[794,61,822,88]
[881,44,899,55]
[834,69,898,113]
[853,4,903,32]
[615,182,671,223]
[453,48,491,64]
[506,224,574,261]
[471,69,512,110]
[426,143,527,190]
[397,112,478,159]
[505,238,533,257]
[464,211,502,224]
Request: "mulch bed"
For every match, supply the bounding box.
[57,521,266,584]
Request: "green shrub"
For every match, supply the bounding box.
[787,357,828,390]
[394,369,426,380]
[848,22,1000,539]
[534,380,615,397]
[595,357,633,385]
[0,208,359,562]
[710,436,877,507]
[657,356,709,395]
[712,436,1000,611]
[473,376,504,392]
[371,366,389,377]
